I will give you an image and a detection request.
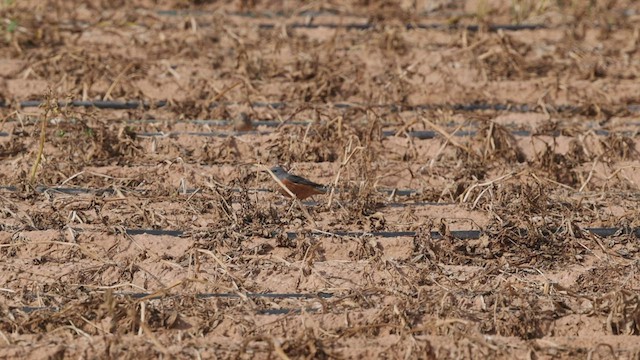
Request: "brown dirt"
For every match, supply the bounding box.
[1,0,640,358]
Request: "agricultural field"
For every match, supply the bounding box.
[1,0,640,358]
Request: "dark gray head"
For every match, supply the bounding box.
[269,166,288,179]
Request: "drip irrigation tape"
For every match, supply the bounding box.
[72,118,640,129]
[122,291,333,300]
[256,22,546,31]
[11,306,60,313]
[15,100,167,109]
[135,131,262,138]
[3,186,639,207]
[125,229,186,236]
[3,186,637,210]
[4,100,638,114]
[153,9,547,31]
[0,128,631,139]
[133,128,626,139]
[5,110,640,130]
[11,305,319,316]
[150,8,480,18]
[164,118,640,128]
[4,117,638,139]
[0,185,420,198]
[153,9,377,17]
[319,228,640,239]
[0,186,118,195]
[122,227,640,239]
[258,307,319,315]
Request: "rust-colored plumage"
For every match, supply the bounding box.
[269,166,327,200]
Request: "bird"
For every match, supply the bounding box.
[233,112,254,132]
[268,166,327,200]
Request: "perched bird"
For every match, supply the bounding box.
[269,166,327,200]
[233,112,254,132]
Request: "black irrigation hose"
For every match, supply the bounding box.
[0,185,452,209]
[4,100,639,113]
[0,185,420,198]
[12,100,164,110]
[37,118,640,129]
[157,7,640,21]
[0,185,116,195]
[11,305,318,315]
[123,292,333,300]
[256,22,546,32]
[136,118,640,129]
[157,9,340,17]
[123,227,640,239]
[3,186,639,206]
[132,129,631,139]
[0,128,634,139]
[3,116,638,138]
[258,308,319,315]
[155,9,547,32]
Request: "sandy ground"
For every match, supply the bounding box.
[1,0,640,358]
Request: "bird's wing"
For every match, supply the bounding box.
[287,174,326,190]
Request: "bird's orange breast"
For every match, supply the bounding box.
[279,178,325,200]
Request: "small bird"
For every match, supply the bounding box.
[269,166,327,200]
[233,112,254,132]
